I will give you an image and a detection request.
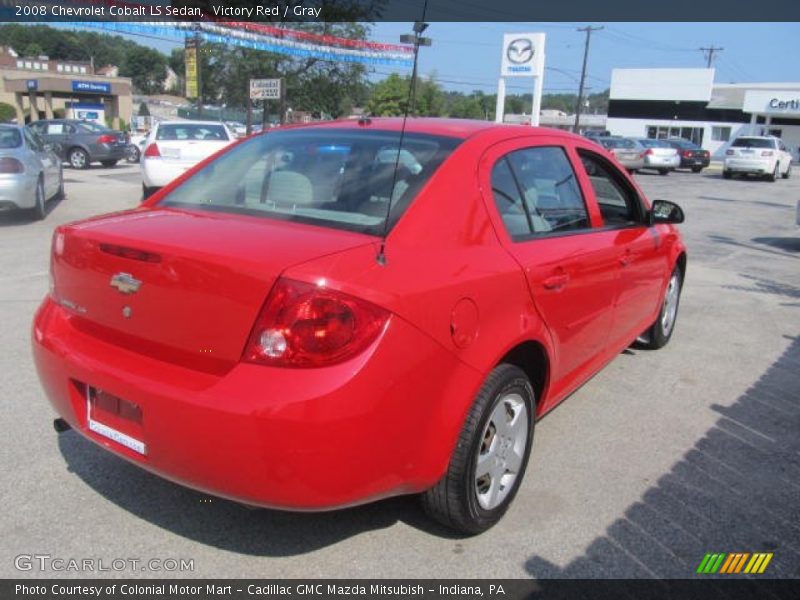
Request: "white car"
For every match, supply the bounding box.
[723,136,793,181]
[141,121,234,198]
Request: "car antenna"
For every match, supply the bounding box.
[376,3,431,266]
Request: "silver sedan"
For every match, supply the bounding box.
[597,137,646,173]
[0,124,63,220]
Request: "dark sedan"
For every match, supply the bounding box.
[663,138,710,172]
[27,119,128,169]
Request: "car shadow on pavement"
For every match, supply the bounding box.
[0,194,65,227]
[525,334,800,578]
[752,237,800,254]
[56,432,462,556]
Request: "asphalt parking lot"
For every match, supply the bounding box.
[1,162,798,579]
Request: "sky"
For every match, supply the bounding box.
[57,21,800,95]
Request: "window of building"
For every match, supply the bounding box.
[16,60,23,68]
[79,66,86,74]
[711,126,731,142]
[646,125,704,146]
[57,64,63,72]
[24,61,32,69]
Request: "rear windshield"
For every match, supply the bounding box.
[638,139,669,148]
[157,124,229,141]
[0,128,22,149]
[158,128,461,235]
[600,138,635,149]
[731,138,774,149]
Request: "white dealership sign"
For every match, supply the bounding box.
[250,78,281,100]
[743,90,800,115]
[496,33,546,126]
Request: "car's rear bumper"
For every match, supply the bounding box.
[0,173,38,209]
[91,145,127,162]
[141,159,194,188]
[644,156,680,168]
[724,158,774,174]
[679,157,710,168]
[32,298,482,510]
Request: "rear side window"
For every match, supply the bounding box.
[0,128,22,149]
[157,124,229,141]
[158,128,460,235]
[491,146,589,238]
[579,150,644,227]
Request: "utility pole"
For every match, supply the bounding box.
[573,25,603,134]
[699,45,723,68]
[400,22,432,116]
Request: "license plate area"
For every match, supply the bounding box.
[86,387,146,455]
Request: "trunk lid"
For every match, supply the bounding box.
[52,208,375,373]
[154,139,231,164]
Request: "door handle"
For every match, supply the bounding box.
[543,273,570,290]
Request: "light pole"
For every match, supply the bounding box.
[400,21,432,116]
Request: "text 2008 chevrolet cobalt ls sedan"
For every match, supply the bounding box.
[33,118,686,533]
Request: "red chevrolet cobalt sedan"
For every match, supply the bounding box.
[33,119,686,533]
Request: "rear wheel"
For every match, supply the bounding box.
[422,364,534,534]
[691,166,702,173]
[142,183,158,200]
[637,267,682,350]
[782,163,791,179]
[29,177,46,221]
[68,147,89,169]
[767,163,779,182]
[100,160,118,167]
[722,170,732,179]
[658,169,669,176]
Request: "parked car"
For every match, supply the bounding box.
[27,119,128,169]
[126,132,149,163]
[596,136,646,172]
[634,138,680,175]
[33,119,686,534]
[0,124,63,220]
[663,138,710,172]
[141,120,235,198]
[226,121,247,137]
[723,136,793,181]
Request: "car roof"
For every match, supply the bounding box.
[259,117,586,143]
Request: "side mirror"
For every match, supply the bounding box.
[650,199,684,225]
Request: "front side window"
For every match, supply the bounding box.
[491,146,589,238]
[158,128,460,235]
[579,150,643,227]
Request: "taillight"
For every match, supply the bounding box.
[682,150,693,157]
[643,148,653,156]
[761,150,774,157]
[97,134,116,145]
[144,143,161,158]
[726,149,734,155]
[243,278,390,368]
[0,157,24,173]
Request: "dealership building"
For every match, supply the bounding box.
[606,68,800,161]
[0,46,132,128]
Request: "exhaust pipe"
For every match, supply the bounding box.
[53,418,71,433]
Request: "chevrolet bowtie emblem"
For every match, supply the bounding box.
[110,272,142,295]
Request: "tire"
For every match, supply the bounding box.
[421,364,535,534]
[68,147,89,169]
[56,168,64,199]
[126,145,140,164]
[722,170,732,179]
[142,183,158,200]
[658,169,669,176]
[782,163,791,179]
[691,166,702,173]
[100,160,118,167]
[29,177,46,221]
[637,267,682,350]
[767,163,778,182]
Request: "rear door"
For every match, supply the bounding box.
[23,127,59,197]
[480,137,619,406]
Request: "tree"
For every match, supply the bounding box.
[0,102,16,123]
[448,95,483,120]
[367,74,409,117]
[123,45,167,95]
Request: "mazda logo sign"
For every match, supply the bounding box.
[507,39,534,64]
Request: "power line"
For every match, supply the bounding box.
[699,45,724,68]
[573,25,603,133]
